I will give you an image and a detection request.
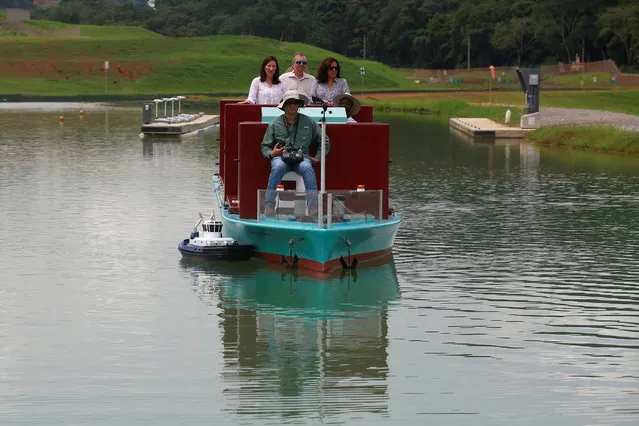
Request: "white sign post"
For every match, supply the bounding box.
[104,61,109,95]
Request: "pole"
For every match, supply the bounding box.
[489,65,495,104]
[363,34,366,63]
[320,103,327,193]
[104,61,109,95]
[318,103,327,228]
[467,35,470,72]
[361,34,366,96]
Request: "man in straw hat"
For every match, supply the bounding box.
[260,90,330,216]
[332,93,361,123]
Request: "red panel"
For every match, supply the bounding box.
[238,122,270,219]
[323,123,389,217]
[221,103,263,202]
[352,105,373,123]
[237,122,389,219]
[220,102,373,195]
[218,100,242,179]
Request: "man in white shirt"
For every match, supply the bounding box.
[280,52,315,98]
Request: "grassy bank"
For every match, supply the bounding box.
[0,24,417,96]
[525,126,639,155]
[361,92,639,156]
[360,89,639,116]
[0,21,635,100]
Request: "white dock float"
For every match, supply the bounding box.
[450,118,533,139]
[141,114,219,136]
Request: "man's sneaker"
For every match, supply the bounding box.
[264,204,275,216]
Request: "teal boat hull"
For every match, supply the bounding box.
[215,178,401,273]
[220,211,400,273]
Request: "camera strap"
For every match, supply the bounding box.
[282,114,299,149]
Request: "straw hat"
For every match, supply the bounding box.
[332,93,361,117]
[277,90,308,110]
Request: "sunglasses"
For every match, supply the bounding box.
[295,61,307,65]
[328,66,339,71]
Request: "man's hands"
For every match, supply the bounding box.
[270,143,285,158]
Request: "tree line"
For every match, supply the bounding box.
[7,0,639,70]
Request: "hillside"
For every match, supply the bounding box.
[0,22,417,97]
[1,21,636,99]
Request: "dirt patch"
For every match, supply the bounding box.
[0,60,156,83]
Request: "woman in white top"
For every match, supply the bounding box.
[309,57,350,105]
[241,56,285,105]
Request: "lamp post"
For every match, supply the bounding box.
[162,98,170,117]
[176,96,185,114]
[169,97,177,117]
[360,66,365,96]
[153,99,162,118]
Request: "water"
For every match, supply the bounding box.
[1,104,638,425]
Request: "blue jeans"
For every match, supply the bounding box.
[265,157,318,209]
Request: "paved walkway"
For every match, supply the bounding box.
[537,107,639,132]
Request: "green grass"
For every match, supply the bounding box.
[365,98,521,124]
[526,126,639,155]
[0,26,418,96]
[398,68,618,91]
[0,30,27,37]
[359,89,639,117]
[0,21,637,122]
[542,90,639,115]
[21,20,163,39]
[23,20,73,31]
[544,72,616,89]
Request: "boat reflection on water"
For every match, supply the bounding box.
[179,258,400,420]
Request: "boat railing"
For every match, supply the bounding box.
[257,189,383,228]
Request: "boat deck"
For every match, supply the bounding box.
[141,114,219,135]
[449,117,533,139]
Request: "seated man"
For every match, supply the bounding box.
[333,93,361,123]
[261,90,330,216]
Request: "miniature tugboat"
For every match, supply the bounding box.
[178,213,254,260]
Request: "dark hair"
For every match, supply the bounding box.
[316,57,341,83]
[259,56,281,84]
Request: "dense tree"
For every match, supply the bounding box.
[490,1,540,66]
[599,3,639,66]
[26,0,639,69]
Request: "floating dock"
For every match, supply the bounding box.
[449,118,532,139]
[141,114,219,136]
